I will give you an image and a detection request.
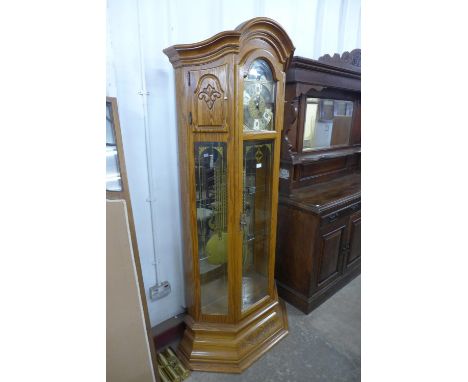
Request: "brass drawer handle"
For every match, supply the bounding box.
[327,212,338,222]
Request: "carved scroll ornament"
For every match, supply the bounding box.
[195,74,224,110]
[198,84,221,110]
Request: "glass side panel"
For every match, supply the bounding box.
[194,142,229,315]
[241,140,274,311]
[106,102,122,192]
[243,59,276,132]
[303,98,354,151]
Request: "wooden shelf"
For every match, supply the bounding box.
[280,173,360,214]
[290,146,361,165]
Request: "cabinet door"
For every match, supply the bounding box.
[189,64,229,132]
[345,212,361,268]
[188,62,234,319]
[194,141,230,316]
[238,57,284,315]
[314,218,347,290]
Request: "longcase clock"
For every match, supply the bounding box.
[164,18,295,373]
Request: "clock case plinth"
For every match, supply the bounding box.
[179,292,288,373]
[164,18,295,373]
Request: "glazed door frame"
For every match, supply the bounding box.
[184,57,236,324]
[234,49,286,320]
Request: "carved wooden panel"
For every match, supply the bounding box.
[296,157,347,182]
[318,49,361,71]
[346,213,361,266]
[190,64,229,132]
[239,313,281,354]
[317,222,346,287]
[350,100,361,145]
[281,97,299,158]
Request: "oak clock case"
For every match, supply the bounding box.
[164,18,295,373]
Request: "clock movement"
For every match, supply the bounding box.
[164,18,295,373]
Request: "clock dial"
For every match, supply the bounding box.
[243,59,276,131]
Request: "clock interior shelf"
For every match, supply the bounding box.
[200,277,228,315]
[241,275,268,311]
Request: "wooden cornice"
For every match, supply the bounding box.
[163,31,241,68]
[163,17,295,69]
[286,55,361,93]
[288,56,361,80]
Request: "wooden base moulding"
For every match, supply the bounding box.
[177,297,288,373]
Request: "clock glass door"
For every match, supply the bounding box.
[241,140,274,311]
[195,142,229,315]
[240,58,277,312]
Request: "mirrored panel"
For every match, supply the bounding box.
[194,142,229,315]
[241,140,274,311]
[106,102,116,145]
[106,102,123,192]
[106,146,122,191]
[303,98,354,151]
[243,59,276,132]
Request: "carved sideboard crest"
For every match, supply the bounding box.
[195,74,224,110]
[318,49,361,70]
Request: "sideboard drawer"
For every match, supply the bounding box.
[322,201,360,225]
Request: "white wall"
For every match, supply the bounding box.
[107,0,361,327]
